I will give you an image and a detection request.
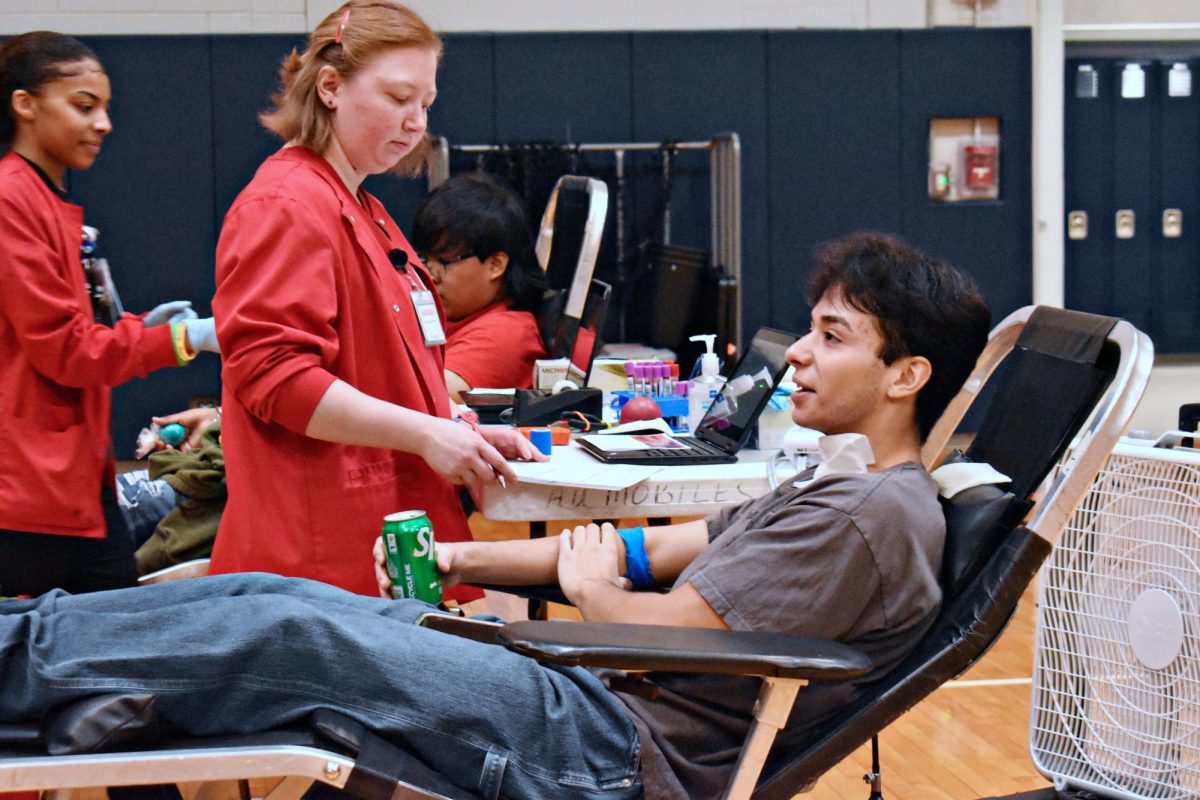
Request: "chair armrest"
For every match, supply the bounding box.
[417,612,504,645]
[498,620,872,680]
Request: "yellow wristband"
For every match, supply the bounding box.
[171,322,196,366]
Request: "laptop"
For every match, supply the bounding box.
[576,327,795,466]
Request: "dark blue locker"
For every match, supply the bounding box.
[1109,59,1159,335]
[1157,57,1200,353]
[765,30,903,336]
[1063,58,1115,316]
[69,36,221,459]
[1065,46,1200,356]
[899,28,1033,324]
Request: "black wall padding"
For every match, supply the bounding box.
[633,31,773,341]
[765,30,904,334]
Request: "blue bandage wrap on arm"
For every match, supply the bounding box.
[617,526,656,590]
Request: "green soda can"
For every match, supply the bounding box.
[381,510,442,605]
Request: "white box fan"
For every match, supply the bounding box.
[1031,437,1200,799]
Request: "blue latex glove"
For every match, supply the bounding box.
[184,317,220,354]
[143,300,197,327]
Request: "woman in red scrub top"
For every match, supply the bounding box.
[210,0,539,602]
[0,32,219,597]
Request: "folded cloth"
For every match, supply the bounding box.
[135,420,225,575]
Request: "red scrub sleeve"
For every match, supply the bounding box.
[214,196,345,434]
[0,198,178,386]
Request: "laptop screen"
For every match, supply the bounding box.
[694,327,796,452]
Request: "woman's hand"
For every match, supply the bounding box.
[142,300,196,327]
[557,523,630,606]
[183,317,221,354]
[418,418,518,491]
[479,425,547,462]
[151,407,219,452]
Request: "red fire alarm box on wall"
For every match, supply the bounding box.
[962,142,999,197]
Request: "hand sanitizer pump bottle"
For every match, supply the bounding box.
[687,334,726,433]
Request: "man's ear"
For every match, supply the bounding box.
[482,252,509,282]
[10,90,36,124]
[887,355,932,400]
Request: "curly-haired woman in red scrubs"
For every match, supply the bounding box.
[210,1,540,602]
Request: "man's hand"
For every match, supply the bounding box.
[557,523,631,606]
[479,425,547,463]
[151,407,220,452]
[434,541,463,588]
[374,535,464,599]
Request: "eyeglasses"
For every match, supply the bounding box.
[422,252,476,278]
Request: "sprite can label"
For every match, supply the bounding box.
[381,510,442,605]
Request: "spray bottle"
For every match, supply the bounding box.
[686,334,726,433]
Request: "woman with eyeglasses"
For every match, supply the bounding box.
[209,0,540,602]
[412,172,548,402]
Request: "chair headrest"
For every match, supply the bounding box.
[935,450,1031,599]
[966,307,1117,500]
[536,289,567,352]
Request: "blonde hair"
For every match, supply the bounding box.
[259,0,442,176]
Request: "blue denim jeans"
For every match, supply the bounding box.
[0,573,643,799]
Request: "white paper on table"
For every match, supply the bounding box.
[507,446,658,489]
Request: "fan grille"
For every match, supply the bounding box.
[1031,450,1200,799]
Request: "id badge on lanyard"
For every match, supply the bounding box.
[372,220,445,346]
[410,289,446,346]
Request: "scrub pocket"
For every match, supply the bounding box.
[0,415,104,533]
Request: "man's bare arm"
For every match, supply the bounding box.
[374,518,712,612]
[557,523,727,628]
